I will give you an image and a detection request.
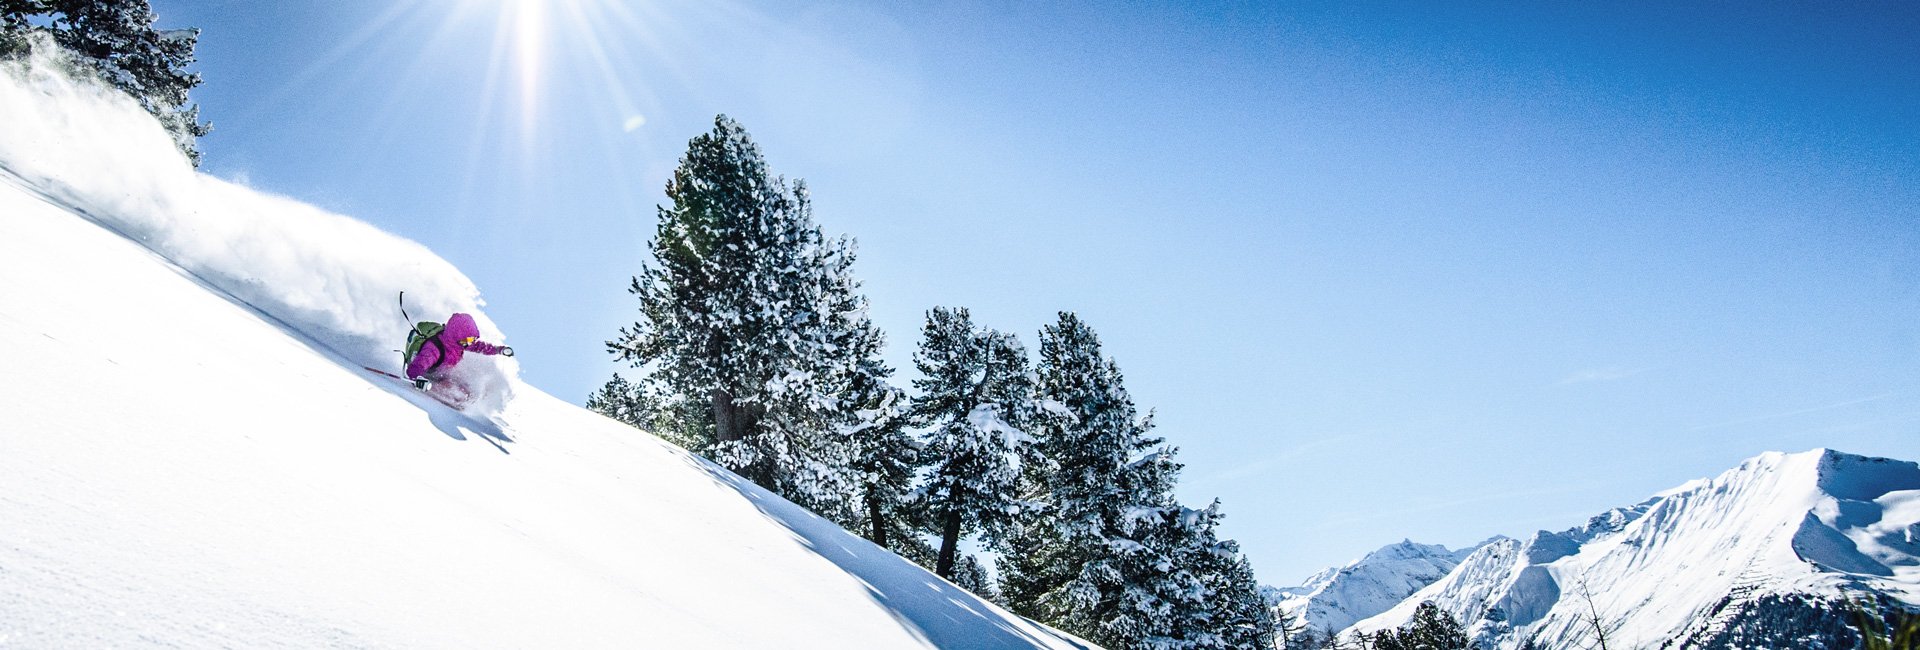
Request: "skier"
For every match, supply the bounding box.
[404,312,513,390]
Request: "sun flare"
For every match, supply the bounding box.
[447,0,664,144]
[508,0,547,133]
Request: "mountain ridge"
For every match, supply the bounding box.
[1268,538,1493,635]
[1333,448,1920,648]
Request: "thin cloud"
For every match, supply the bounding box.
[1308,479,1615,532]
[1200,434,1361,485]
[1556,366,1653,386]
[1689,392,1900,432]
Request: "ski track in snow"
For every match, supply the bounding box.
[0,39,515,419]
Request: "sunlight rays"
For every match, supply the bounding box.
[302,0,764,221]
[508,0,547,139]
[555,0,642,129]
[370,0,750,149]
[220,2,414,128]
[445,0,680,147]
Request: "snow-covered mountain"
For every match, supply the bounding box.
[0,42,1089,649]
[1268,539,1492,635]
[1346,449,1920,649]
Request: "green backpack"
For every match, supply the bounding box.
[403,321,446,370]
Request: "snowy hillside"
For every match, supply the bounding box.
[1347,449,1920,649]
[1269,539,1490,635]
[0,44,1088,649]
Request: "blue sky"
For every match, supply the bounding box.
[158,0,1918,585]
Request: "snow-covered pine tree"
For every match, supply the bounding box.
[586,374,647,428]
[609,114,774,466]
[908,306,1035,579]
[732,187,893,524]
[1075,499,1272,650]
[609,115,880,522]
[996,509,1069,621]
[838,314,923,550]
[1187,505,1279,649]
[1006,312,1277,649]
[1092,501,1215,649]
[884,524,939,571]
[1370,602,1474,650]
[1002,312,1179,636]
[1214,558,1281,648]
[589,372,712,452]
[2,0,209,164]
[951,553,1000,601]
[1,1,36,34]
[1099,500,1280,650]
[1275,608,1321,650]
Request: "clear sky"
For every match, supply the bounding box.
[155,0,1919,585]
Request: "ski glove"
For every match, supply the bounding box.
[501,346,515,357]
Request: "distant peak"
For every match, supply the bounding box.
[1364,539,1453,561]
[1811,449,1920,501]
[1704,449,1920,502]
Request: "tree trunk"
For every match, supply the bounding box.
[867,489,888,548]
[711,387,773,486]
[936,510,962,578]
[711,388,743,442]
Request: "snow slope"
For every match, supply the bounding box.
[0,43,1089,649]
[0,38,516,417]
[1347,449,1920,649]
[1268,539,1489,635]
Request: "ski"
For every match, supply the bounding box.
[361,365,468,409]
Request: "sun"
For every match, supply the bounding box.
[454,0,655,142]
[505,0,547,134]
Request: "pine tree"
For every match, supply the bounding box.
[1285,624,1337,650]
[586,374,646,427]
[1093,500,1273,650]
[1277,607,1314,650]
[996,511,1070,621]
[1203,538,1280,649]
[1001,312,1277,649]
[1099,502,1217,649]
[839,320,922,550]
[588,372,713,452]
[1002,312,1181,641]
[883,524,939,571]
[908,306,1034,579]
[950,553,1000,601]
[610,115,880,521]
[3,0,209,164]
[1370,602,1475,650]
[1,1,41,35]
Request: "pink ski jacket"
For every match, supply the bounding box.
[405,312,506,380]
